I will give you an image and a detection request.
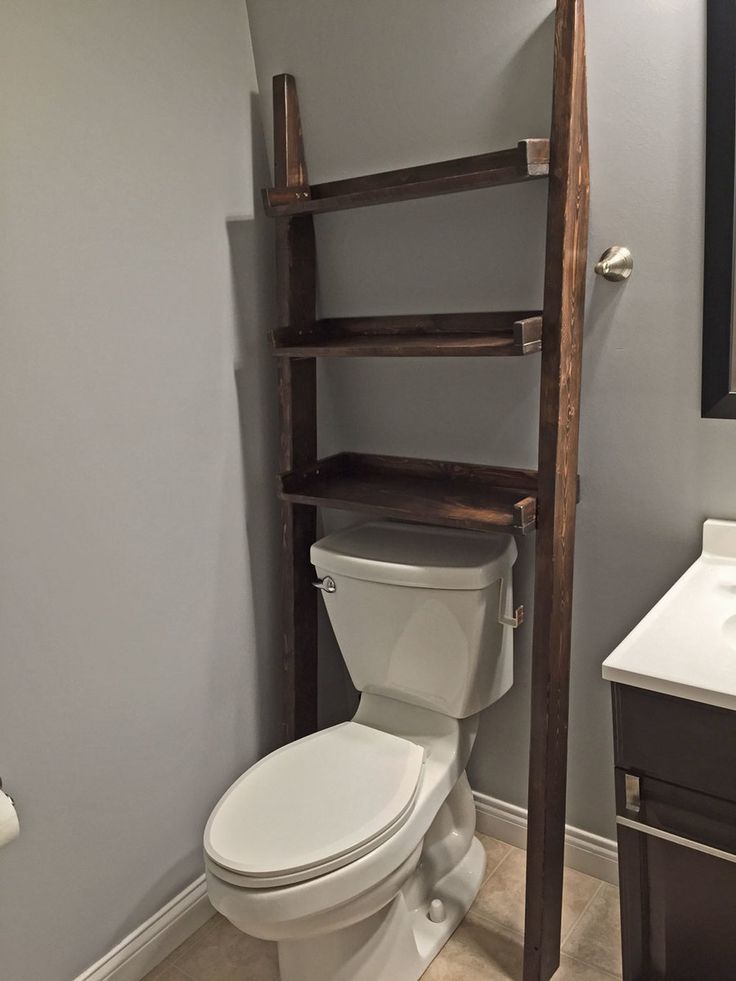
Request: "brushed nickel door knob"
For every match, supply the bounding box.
[595,246,633,282]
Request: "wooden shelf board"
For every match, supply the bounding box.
[279,452,539,534]
[263,139,549,217]
[272,313,543,358]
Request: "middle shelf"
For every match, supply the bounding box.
[279,452,541,534]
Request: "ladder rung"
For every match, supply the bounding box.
[263,139,549,217]
[271,312,543,357]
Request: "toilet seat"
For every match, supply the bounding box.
[204,696,473,945]
[204,722,425,888]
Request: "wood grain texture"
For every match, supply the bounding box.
[273,74,319,742]
[271,312,543,357]
[616,822,650,981]
[523,2,590,979]
[263,139,549,216]
[279,452,540,533]
[273,73,309,192]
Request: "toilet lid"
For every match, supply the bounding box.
[204,723,425,886]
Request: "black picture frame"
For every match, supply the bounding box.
[704,0,736,417]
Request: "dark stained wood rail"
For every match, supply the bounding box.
[523,1,590,979]
[272,74,319,743]
[263,1,590,974]
[280,453,539,533]
[263,139,549,216]
[271,312,543,357]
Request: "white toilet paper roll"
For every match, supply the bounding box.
[0,788,20,848]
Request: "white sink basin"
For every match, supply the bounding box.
[602,519,736,711]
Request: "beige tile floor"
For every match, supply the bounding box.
[144,835,622,981]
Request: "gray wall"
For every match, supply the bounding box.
[247,0,728,840]
[0,3,729,977]
[0,4,280,980]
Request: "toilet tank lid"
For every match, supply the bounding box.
[311,521,517,590]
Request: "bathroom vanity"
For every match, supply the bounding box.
[603,520,736,980]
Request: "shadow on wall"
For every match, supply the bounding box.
[227,91,282,753]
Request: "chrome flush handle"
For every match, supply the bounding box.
[313,575,337,594]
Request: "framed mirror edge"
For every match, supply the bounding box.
[703,0,736,418]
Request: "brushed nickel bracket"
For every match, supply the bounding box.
[498,578,524,629]
[499,605,525,629]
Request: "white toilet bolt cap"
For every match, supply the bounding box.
[428,899,446,923]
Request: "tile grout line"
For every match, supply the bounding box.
[467,873,611,943]
[464,904,623,981]
[560,879,605,948]
[168,966,199,981]
[561,882,625,980]
[562,949,622,980]
[167,914,219,974]
[465,905,525,938]
[476,838,610,948]
[479,837,516,885]
[166,940,210,981]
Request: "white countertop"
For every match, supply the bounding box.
[602,519,736,712]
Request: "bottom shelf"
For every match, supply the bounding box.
[279,452,539,534]
[271,313,543,358]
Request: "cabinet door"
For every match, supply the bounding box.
[616,771,736,980]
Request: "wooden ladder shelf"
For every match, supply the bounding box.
[264,2,589,978]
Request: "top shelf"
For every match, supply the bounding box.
[263,139,550,217]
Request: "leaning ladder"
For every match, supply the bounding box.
[261,2,589,977]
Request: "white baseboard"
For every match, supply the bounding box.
[73,875,215,981]
[473,791,619,886]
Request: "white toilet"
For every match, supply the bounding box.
[204,520,518,981]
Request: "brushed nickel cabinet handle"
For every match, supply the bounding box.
[617,816,736,865]
[624,773,641,815]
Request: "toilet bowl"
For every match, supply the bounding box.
[204,521,518,981]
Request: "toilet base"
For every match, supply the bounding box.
[277,836,484,981]
[276,774,485,981]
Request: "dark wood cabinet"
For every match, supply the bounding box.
[612,684,736,980]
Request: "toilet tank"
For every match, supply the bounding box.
[311,521,518,719]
